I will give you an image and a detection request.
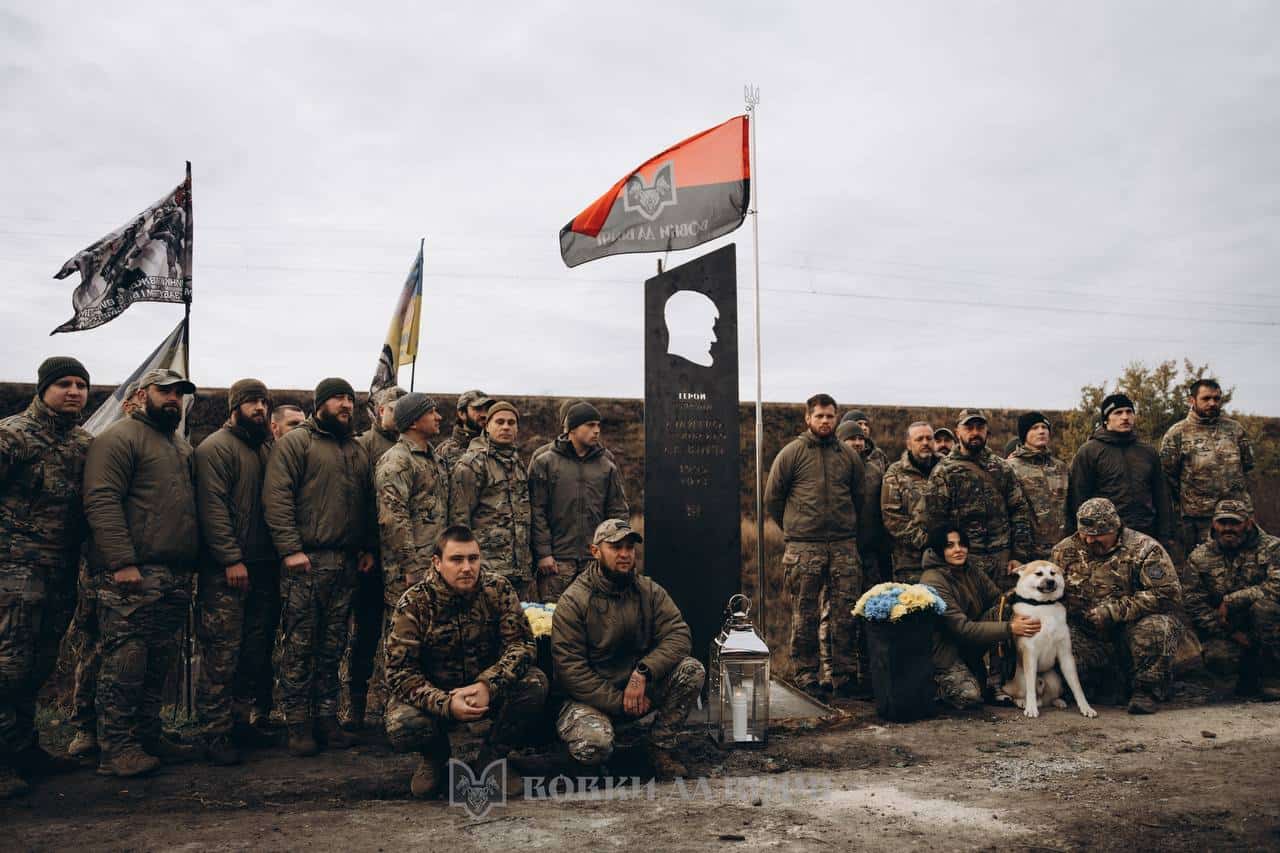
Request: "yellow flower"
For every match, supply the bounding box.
[890,603,909,620]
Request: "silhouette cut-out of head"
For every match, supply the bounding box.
[664,290,719,367]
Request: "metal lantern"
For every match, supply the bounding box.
[708,594,770,747]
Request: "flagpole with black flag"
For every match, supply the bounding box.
[744,85,767,633]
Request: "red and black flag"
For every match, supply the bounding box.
[559,116,750,268]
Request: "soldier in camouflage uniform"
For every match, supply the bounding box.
[449,401,534,600]
[1183,499,1280,699]
[342,385,407,730]
[384,525,547,799]
[1007,412,1069,561]
[370,394,449,723]
[1159,379,1255,557]
[933,427,956,458]
[764,394,865,700]
[880,422,937,582]
[917,409,1034,592]
[194,379,277,765]
[263,377,376,756]
[1051,497,1183,714]
[84,368,201,777]
[841,410,890,471]
[0,358,92,797]
[437,389,493,472]
[552,520,704,780]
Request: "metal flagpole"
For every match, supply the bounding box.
[181,160,195,721]
[745,85,766,634]
[409,236,424,391]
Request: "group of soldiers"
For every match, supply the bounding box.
[768,384,1273,715]
[0,361,704,800]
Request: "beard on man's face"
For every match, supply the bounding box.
[233,410,270,442]
[316,407,353,438]
[145,398,182,432]
[963,434,987,451]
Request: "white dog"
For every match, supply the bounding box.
[999,561,1097,719]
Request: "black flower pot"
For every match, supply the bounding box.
[863,613,937,722]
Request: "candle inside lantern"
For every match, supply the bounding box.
[731,685,749,741]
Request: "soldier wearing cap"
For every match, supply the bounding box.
[1183,499,1280,700]
[193,379,277,765]
[528,400,629,603]
[263,377,377,757]
[83,367,200,777]
[1050,497,1183,714]
[841,409,890,471]
[383,525,547,799]
[1007,411,1070,561]
[343,385,408,730]
[933,427,956,458]
[369,393,450,722]
[1067,393,1174,548]
[917,409,1034,591]
[881,421,938,583]
[552,519,704,780]
[449,401,533,600]
[437,389,493,472]
[1160,378,1255,556]
[0,357,92,797]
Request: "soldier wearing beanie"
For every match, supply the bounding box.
[195,379,277,765]
[1007,411,1069,560]
[262,377,376,756]
[450,402,534,599]
[841,409,888,471]
[1067,393,1174,547]
[369,393,449,723]
[0,358,93,797]
[437,390,493,472]
[528,400,629,602]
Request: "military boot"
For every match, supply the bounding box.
[67,728,98,757]
[0,762,30,799]
[287,723,319,757]
[205,734,242,766]
[97,748,161,778]
[143,735,200,764]
[475,746,522,798]
[316,717,357,750]
[411,755,448,799]
[647,745,689,780]
[1126,690,1158,715]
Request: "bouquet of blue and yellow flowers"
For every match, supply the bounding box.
[853,582,946,622]
[521,601,556,638]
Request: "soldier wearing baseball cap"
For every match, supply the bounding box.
[1184,498,1280,700]
[1051,497,1183,714]
[932,427,957,457]
[138,367,196,396]
[552,518,704,781]
[437,390,494,472]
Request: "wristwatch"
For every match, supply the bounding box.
[634,662,651,679]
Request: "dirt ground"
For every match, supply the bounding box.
[5,685,1280,853]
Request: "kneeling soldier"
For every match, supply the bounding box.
[1051,497,1183,714]
[1184,499,1280,699]
[551,519,705,780]
[383,526,548,799]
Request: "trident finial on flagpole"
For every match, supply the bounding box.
[744,84,760,109]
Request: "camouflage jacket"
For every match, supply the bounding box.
[551,562,691,715]
[194,422,274,568]
[1159,412,1254,519]
[765,431,866,543]
[1006,444,1069,559]
[357,425,399,471]
[383,569,535,718]
[918,444,1034,559]
[0,397,92,593]
[262,417,375,556]
[376,437,450,604]
[880,451,933,573]
[449,435,532,583]
[527,436,629,562]
[83,411,199,574]
[1050,527,1181,627]
[436,423,482,472]
[1184,527,1280,638]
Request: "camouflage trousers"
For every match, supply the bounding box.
[0,579,74,755]
[339,563,384,720]
[557,656,705,764]
[1069,614,1182,699]
[274,551,357,724]
[385,669,549,755]
[195,561,279,736]
[538,559,588,604]
[970,549,1014,593]
[782,540,862,689]
[95,565,191,757]
[1201,598,1280,677]
[934,660,984,711]
[68,566,101,734]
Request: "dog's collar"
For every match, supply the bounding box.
[1005,592,1059,607]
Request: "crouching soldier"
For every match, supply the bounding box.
[1051,497,1183,714]
[1184,499,1280,700]
[551,519,705,780]
[383,526,547,799]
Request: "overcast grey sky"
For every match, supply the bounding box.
[3,2,1278,413]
